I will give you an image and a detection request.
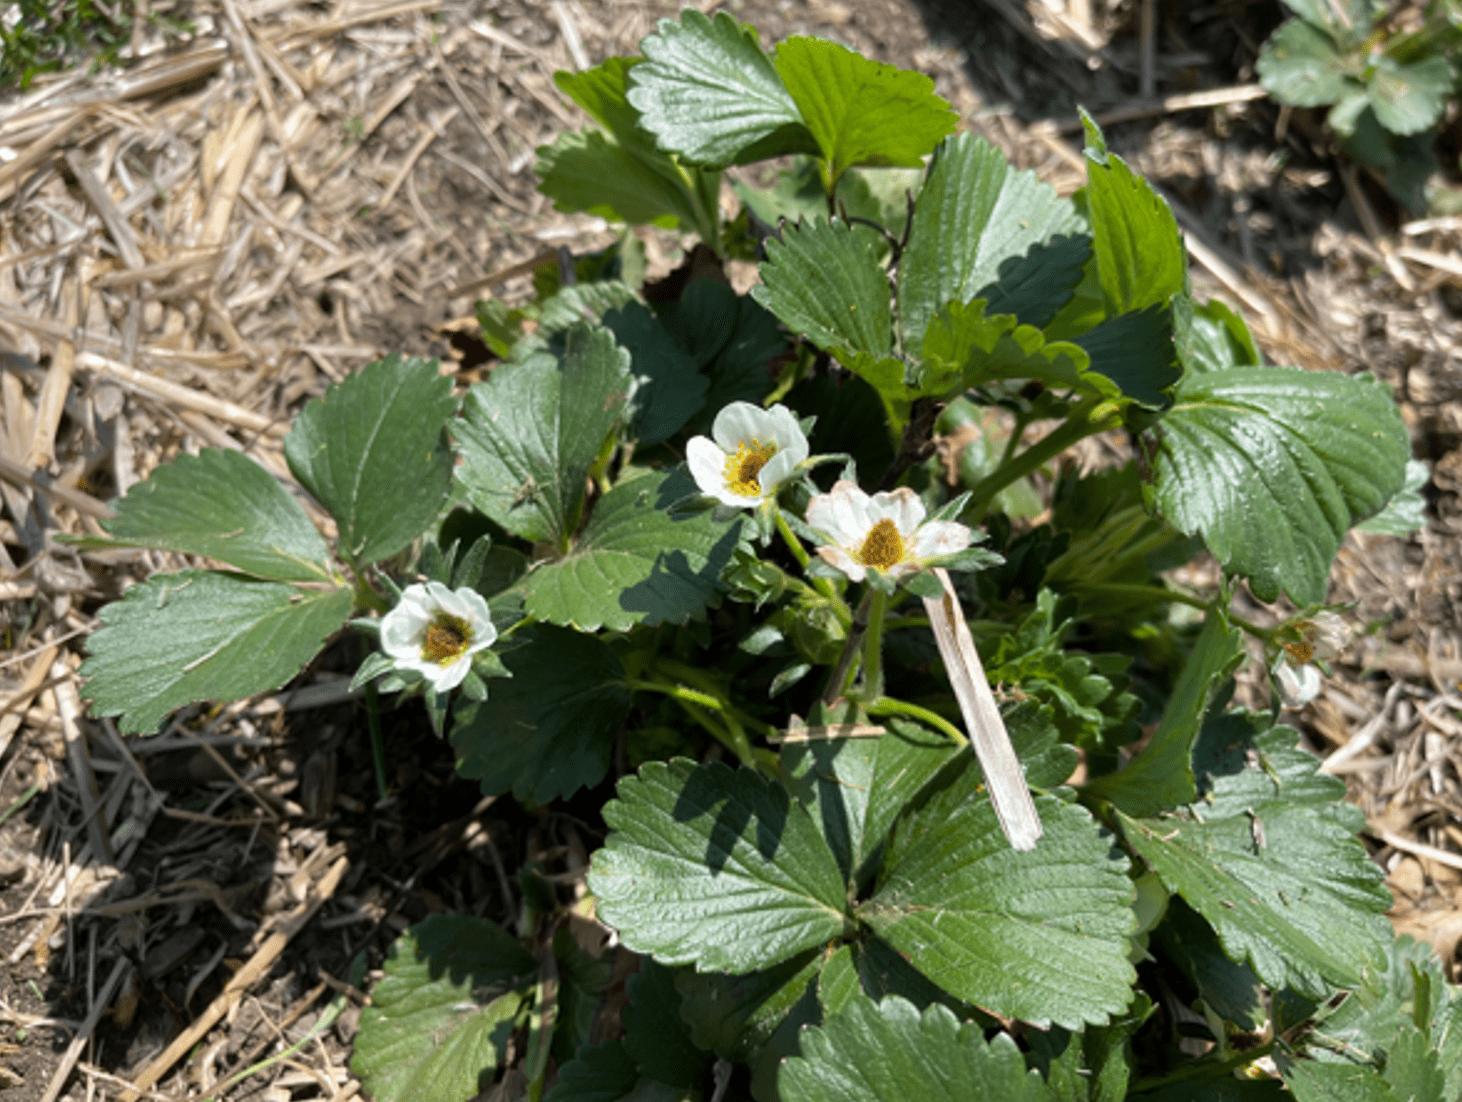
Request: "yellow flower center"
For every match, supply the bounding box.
[421,613,472,666]
[857,518,905,570]
[1282,621,1317,665]
[723,439,778,498]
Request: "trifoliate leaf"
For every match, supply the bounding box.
[450,626,630,803]
[1357,458,1427,536]
[1367,53,1454,134]
[603,301,709,446]
[1081,114,1187,319]
[521,468,743,632]
[752,216,893,359]
[455,324,634,546]
[781,720,956,892]
[860,780,1136,1030]
[590,758,850,973]
[627,9,817,166]
[1257,19,1352,107]
[1146,364,1410,604]
[773,37,955,190]
[897,133,1082,355]
[621,961,713,1089]
[351,915,536,1102]
[81,448,331,582]
[1082,611,1244,817]
[82,570,351,734]
[1120,721,1392,998]
[284,353,455,566]
[780,995,1059,1102]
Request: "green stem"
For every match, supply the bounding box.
[360,636,389,801]
[859,586,888,702]
[655,659,780,740]
[1078,583,1273,642]
[821,588,874,705]
[963,395,1111,524]
[868,696,968,746]
[624,677,763,771]
[776,506,840,603]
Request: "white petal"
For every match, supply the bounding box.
[911,520,972,561]
[872,487,925,537]
[1276,663,1321,708]
[686,435,729,497]
[1310,611,1347,660]
[431,655,472,691]
[816,545,865,582]
[711,401,770,451]
[380,602,429,660]
[808,481,870,548]
[764,403,810,462]
[757,449,798,495]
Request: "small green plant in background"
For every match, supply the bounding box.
[1258,0,1462,212]
[0,0,192,90]
[67,9,1458,1101]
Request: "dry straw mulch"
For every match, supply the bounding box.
[0,0,1461,1098]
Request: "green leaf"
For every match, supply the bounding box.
[859,782,1136,1029]
[1026,995,1154,1102]
[283,353,455,566]
[623,961,713,1088]
[521,468,744,632]
[1258,19,1352,107]
[1070,304,1179,409]
[85,448,331,581]
[536,129,695,229]
[780,995,1059,1102]
[677,950,823,1063]
[1081,114,1188,318]
[590,758,850,973]
[1119,721,1393,997]
[603,301,710,446]
[351,915,536,1102]
[554,927,615,1063]
[921,299,1111,400]
[653,278,787,420]
[82,570,351,734]
[455,324,634,545]
[1367,54,1454,135]
[898,132,1082,355]
[1146,364,1410,604]
[1081,611,1244,817]
[536,282,641,338]
[773,37,955,188]
[1151,897,1265,1030]
[781,720,956,891]
[555,56,646,139]
[627,9,817,166]
[450,626,630,803]
[1357,458,1427,535]
[544,1040,642,1102]
[1279,1058,1401,1102]
[752,217,893,359]
[1181,298,1263,374]
[978,233,1093,331]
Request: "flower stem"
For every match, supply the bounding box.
[359,635,389,800]
[867,696,968,747]
[775,506,840,602]
[1076,583,1274,642]
[821,588,874,705]
[655,659,780,740]
[963,395,1112,524]
[623,676,769,774]
[859,586,888,702]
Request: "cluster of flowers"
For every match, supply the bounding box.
[379,401,973,692]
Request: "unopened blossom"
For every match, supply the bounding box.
[686,402,809,508]
[1273,610,1347,709]
[806,480,971,583]
[380,582,496,692]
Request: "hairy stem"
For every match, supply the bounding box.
[867,696,968,746]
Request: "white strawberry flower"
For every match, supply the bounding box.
[686,401,809,508]
[806,480,972,583]
[1272,610,1347,709]
[380,582,497,692]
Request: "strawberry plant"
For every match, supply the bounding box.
[72,9,1453,1101]
[1258,0,1462,211]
